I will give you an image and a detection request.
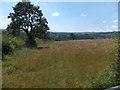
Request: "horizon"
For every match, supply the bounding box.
[0,28,117,33]
[1,2,118,32]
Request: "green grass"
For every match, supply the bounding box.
[2,39,117,88]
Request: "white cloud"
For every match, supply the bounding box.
[113,19,118,23]
[112,26,117,28]
[80,14,86,17]
[102,20,107,23]
[52,12,60,16]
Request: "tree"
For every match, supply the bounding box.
[69,33,77,40]
[33,17,50,39]
[7,2,50,47]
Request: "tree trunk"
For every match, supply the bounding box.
[26,32,37,48]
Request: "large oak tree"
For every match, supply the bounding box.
[7,1,50,47]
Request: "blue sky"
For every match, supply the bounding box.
[0,1,118,32]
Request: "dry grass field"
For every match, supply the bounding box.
[2,39,117,88]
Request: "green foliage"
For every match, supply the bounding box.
[89,34,119,88]
[2,41,13,55]
[55,34,62,41]
[33,17,50,40]
[3,31,24,48]
[111,31,120,85]
[115,32,120,85]
[3,62,18,75]
[7,2,49,47]
[50,32,114,41]
[69,33,77,40]
[2,30,24,60]
[90,70,116,88]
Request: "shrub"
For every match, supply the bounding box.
[2,31,24,60]
[90,70,116,89]
[2,41,13,55]
[114,33,120,85]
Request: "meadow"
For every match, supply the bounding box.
[2,39,117,88]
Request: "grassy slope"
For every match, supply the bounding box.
[2,39,116,88]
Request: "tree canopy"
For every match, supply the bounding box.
[69,33,77,40]
[7,2,50,47]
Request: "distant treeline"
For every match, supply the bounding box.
[50,32,118,41]
[1,29,118,41]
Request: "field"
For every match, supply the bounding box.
[2,39,116,88]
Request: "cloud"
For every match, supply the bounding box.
[80,14,86,17]
[112,26,117,28]
[113,19,118,23]
[52,12,60,16]
[102,20,107,23]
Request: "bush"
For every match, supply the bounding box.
[90,70,116,89]
[114,33,120,85]
[2,31,24,60]
[2,41,13,55]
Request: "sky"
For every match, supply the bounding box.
[0,1,118,32]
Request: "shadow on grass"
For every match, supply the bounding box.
[37,46,50,50]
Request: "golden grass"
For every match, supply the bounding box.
[2,39,117,88]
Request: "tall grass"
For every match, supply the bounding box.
[2,39,116,88]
